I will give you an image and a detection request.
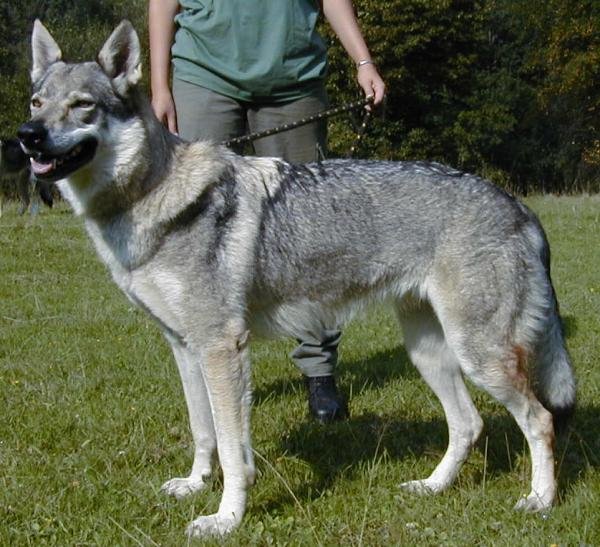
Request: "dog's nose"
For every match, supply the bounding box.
[18,121,48,149]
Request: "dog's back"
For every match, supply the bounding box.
[253,159,540,306]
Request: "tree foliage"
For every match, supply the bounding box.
[0,0,147,134]
[326,0,485,164]
[324,0,599,192]
[0,0,597,192]
[525,0,600,190]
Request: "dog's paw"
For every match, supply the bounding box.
[161,476,207,499]
[399,479,444,495]
[186,513,238,537]
[514,493,553,513]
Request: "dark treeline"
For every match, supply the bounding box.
[1,0,598,193]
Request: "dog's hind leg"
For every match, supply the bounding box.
[161,336,216,499]
[456,345,556,512]
[397,301,483,495]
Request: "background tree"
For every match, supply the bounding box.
[0,0,598,193]
[325,0,599,192]
[325,0,486,164]
[0,0,146,135]
[526,0,600,191]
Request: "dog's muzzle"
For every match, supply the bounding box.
[18,121,48,151]
[17,121,98,182]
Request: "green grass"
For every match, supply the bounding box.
[1,195,599,545]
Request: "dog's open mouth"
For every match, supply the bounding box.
[30,138,98,181]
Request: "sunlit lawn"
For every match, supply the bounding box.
[1,195,599,545]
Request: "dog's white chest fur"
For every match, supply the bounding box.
[86,219,185,337]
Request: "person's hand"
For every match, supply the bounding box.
[151,89,178,134]
[357,62,385,108]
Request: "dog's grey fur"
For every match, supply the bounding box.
[20,20,576,537]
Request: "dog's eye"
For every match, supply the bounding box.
[71,99,95,110]
[31,97,42,109]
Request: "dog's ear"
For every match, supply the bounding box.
[31,20,62,83]
[97,20,142,97]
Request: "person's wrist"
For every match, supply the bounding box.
[356,59,375,69]
[152,86,172,99]
[151,76,171,92]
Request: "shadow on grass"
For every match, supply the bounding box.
[267,403,600,512]
[253,337,599,513]
[555,404,600,490]
[561,313,578,340]
[253,327,598,512]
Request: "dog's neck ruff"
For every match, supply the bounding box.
[70,132,234,271]
[58,117,149,217]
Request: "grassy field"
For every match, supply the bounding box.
[1,195,599,545]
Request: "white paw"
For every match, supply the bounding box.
[514,493,553,513]
[161,476,207,499]
[186,513,238,537]
[400,479,444,495]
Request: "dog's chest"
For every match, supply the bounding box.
[128,270,184,329]
[114,264,187,340]
[88,222,186,336]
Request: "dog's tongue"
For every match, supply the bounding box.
[30,157,55,175]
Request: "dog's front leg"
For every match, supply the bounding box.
[161,336,216,499]
[187,327,254,537]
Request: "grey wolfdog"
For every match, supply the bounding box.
[19,20,575,537]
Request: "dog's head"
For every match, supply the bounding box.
[18,20,143,184]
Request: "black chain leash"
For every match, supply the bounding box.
[347,104,373,159]
[222,96,374,158]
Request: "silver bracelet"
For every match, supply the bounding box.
[357,59,375,68]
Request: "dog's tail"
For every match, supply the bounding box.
[525,220,576,432]
[534,296,576,432]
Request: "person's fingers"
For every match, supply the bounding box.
[357,66,385,108]
[371,80,386,106]
[167,109,179,135]
[152,97,179,135]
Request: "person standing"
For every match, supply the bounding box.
[149,0,385,422]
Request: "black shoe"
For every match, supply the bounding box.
[306,375,348,423]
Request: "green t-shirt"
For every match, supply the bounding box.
[172,0,328,103]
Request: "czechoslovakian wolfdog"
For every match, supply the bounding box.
[19,20,575,537]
